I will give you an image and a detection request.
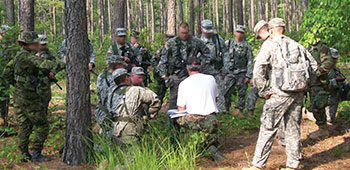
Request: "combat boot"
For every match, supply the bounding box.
[242,166,261,170]
[21,151,32,162]
[31,150,52,162]
[309,124,329,139]
[207,145,226,162]
[234,109,244,117]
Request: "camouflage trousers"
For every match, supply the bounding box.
[252,93,303,169]
[247,87,259,111]
[169,114,219,145]
[326,90,340,124]
[13,89,49,152]
[223,72,248,111]
[153,71,167,105]
[166,75,186,110]
[212,74,227,113]
[309,86,330,125]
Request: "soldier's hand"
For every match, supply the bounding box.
[250,80,254,86]
[49,72,55,79]
[161,75,168,80]
[124,57,130,63]
[35,53,41,57]
[88,63,93,71]
[244,78,250,84]
[134,43,140,48]
[264,91,275,100]
[156,50,161,55]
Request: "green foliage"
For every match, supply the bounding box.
[300,0,350,62]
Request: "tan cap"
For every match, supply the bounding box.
[268,18,286,28]
[254,20,268,38]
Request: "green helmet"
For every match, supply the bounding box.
[18,31,39,44]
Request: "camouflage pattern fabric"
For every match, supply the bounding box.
[247,87,259,111]
[107,85,161,144]
[152,48,167,105]
[223,72,248,111]
[131,43,152,87]
[2,48,65,153]
[106,42,138,72]
[176,114,218,134]
[325,66,344,123]
[158,35,210,109]
[0,45,9,119]
[57,39,95,64]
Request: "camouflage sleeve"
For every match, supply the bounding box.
[96,73,104,102]
[220,37,230,73]
[57,40,66,62]
[106,45,114,61]
[139,87,161,115]
[253,41,272,97]
[246,43,254,78]
[223,39,232,74]
[89,42,96,64]
[198,39,212,62]
[304,48,318,74]
[28,53,65,73]
[316,44,334,76]
[158,42,172,77]
[2,58,15,85]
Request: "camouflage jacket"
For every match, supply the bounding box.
[309,42,335,86]
[106,42,138,72]
[57,39,95,64]
[253,35,317,97]
[152,47,166,74]
[158,35,210,77]
[198,34,229,75]
[328,66,345,90]
[131,43,152,70]
[224,39,254,78]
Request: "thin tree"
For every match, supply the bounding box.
[178,0,184,22]
[228,0,233,33]
[139,0,144,29]
[223,0,227,32]
[5,0,15,25]
[98,0,105,48]
[265,0,269,21]
[160,0,165,33]
[196,0,202,35]
[20,0,35,31]
[127,0,132,31]
[62,0,91,165]
[250,0,255,30]
[237,0,243,25]
[258,0,264,21]
[167,0,176,36]
[151,0,155,41]
[114,0,126,29]
[215,0,219,31]
[189,0,195,35]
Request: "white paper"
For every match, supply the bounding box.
[168,109,187,119]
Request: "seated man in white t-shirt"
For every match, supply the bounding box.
[170,57,226,162]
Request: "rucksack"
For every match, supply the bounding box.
[274,36,311,92]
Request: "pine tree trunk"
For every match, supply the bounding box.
[62,9,66,36]
[233,0,236,30]
[222,0,226,32]
[114,0,126,29]
[127,0,132,31]
[237,0,243,25]
[139,0,144,29]
[5,0,15,25]
[20,0,35,31]
[228,0,233,33]
[215,0,219,31]
[90,0,94,37]
[265,0,269,21]
[196,0,202,35]
[151,0,155,41]
[53,2,57,37]
[190,0,195,35]
[250,0,255,30]
[258,0,263,21]
[17,0,21,26]
[167,0,176,36]
[178,0,184,23]
[98,0,104,48]
[146,0,149,33]
[62,0,91,165]
[160,0,164,34]
[87,0,91,34]
[242,0,246,26]
[108,0,112,31]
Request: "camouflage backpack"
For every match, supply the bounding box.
[274,35,311,92]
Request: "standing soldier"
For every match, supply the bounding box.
[224,25,253,116]
[0,25,11,127]
[308,35,336,139]
[158,22,210,110]
[2,32,65,162]
[106,28,137,73]
[57,38,95,71]
[198,19,228,113]
[94,55,127,138]
[130,31,152,86]
[325,48,345,125]
[243,18,317,170]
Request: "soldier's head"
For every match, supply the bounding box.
[37,34,48,50]
[115,28,127,45]
[107,55,127,71]
[131,67,145,86]
[201,20,213,38]
[330,48,339,63]
[178,22,190,41]
[186,57,201,75]
[17,31,39,51]
[130,30,140,44]
[254,20,270,40]
[113,68,130,86]
[268,18,285,38]
[235,25,246,41]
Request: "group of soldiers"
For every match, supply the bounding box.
[0,15,348,168]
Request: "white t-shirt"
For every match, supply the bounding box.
[177,73,219,116]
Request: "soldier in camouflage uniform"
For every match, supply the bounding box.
[131,67,145,87]
[197,19,228,113]
[158,22,210,110]
[94,55,127,139]
[308,35,336,139]
[0,25,11,126]
[106,28,139,73]
[130,31,152,87]
[325,48,345,125]
[2,32,65,162]
[107,68,161,145]
[243,18,318,170]
[224,25,253,116]
[57,38,95,70]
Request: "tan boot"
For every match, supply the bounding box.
[0,117,5,126]
[242,166,261,170]
[309,124,329,139]
[234,109,244,117]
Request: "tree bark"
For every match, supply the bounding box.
[237,0,243,25]
[146,0,149,33]
[215,0,220,31]
[242,0,246,26]
[108,0,112,31]
[228,0,233,33]
[250,0,255,30]
[62,0,91,165]
[258,0,264,21]
[98,0,105,48]
[190,0,195,35]
[178,0,184,23]
[5,0,15,25]
[114,0,126,29]
[265,0,269,21]
[61,9,66,36]
[151,0,155,41]
[222,0,226,32]
[196,0,202,35]
[139,0,144,29]
[20,0,35,31]
[90,0,94,36]
[53,2,57,37]
[127,0,132,31]
[167,0,176,36]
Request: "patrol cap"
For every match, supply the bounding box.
[186,57,201,71]
[236,25,246,33]
[18,31,39,44]
[330,48,339,59]
[0,25,10,34]
[268,18,286,28]
[201,19,213,33]
[254,20,268,38]
[38,34,49,44]
[130,30,140,38]
[106,54,128,66]
[131,67,145,75]
[112,68,128,80]
[115,28,127,36]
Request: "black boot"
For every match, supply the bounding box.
[207,145,226,162]
[21,151,32,162]
[31,150,52,162]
